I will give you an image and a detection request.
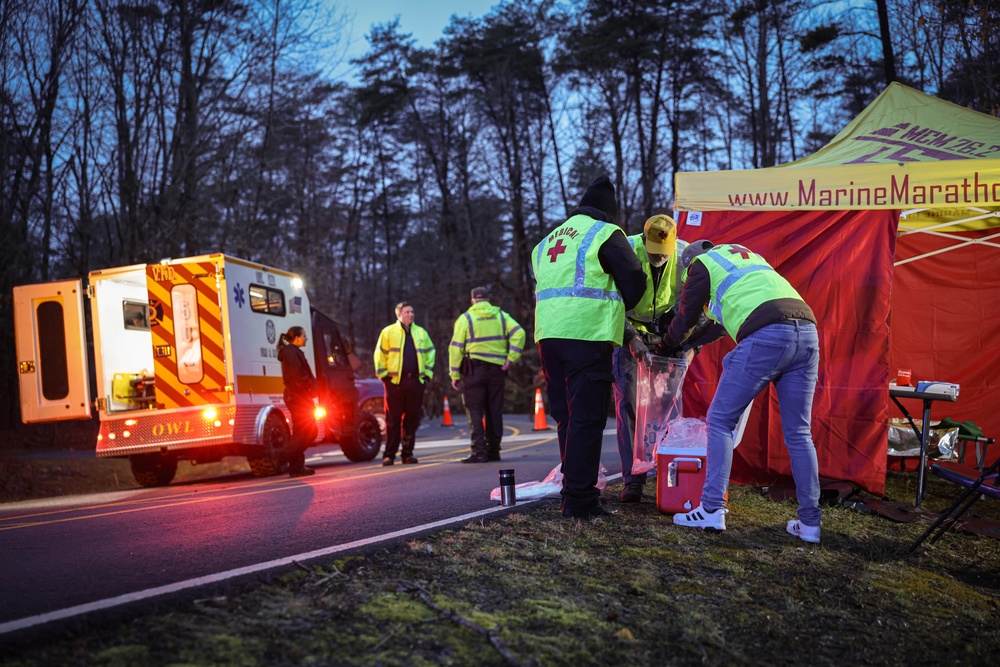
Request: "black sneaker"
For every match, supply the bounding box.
[487,451,501,461]
[619,481,644,503]
[288,466,315,478]
[401,456,419,464]
[562,500,614,519]
[461,455,488,463]
[382,457,395,466]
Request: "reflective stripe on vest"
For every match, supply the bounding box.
[624,234,683,333]
[696,245,802,340]
[532,216,624,344]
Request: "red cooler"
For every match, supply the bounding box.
[656,445,707,514]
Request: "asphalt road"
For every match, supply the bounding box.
[0,414,625,633]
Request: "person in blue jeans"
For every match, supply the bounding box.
[660,239,822,543]
[613,215,687,503]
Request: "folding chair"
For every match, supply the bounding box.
[910,457,1000,551]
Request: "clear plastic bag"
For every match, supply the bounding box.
[654,403,753,453]
[632,355,688,475]
[489,464,608,502]
[658,417,707,451]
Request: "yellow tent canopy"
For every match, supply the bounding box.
[676,83,1000,263]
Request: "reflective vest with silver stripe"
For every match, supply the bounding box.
[625,235,686,334]
[448,302,526,379]
[374,322,436,385]
[693,244,803,341]
[532,215,625,345]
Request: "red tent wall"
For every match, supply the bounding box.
[676,209,898,494]
[891,231,1000,458]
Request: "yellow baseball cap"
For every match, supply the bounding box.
[643,215,677,256]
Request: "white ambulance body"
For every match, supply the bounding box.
[14,254,381,486]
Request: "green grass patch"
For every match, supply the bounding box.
[2,467,999,666]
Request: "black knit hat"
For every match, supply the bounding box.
[471,286,491,301]
[578,175,618,222]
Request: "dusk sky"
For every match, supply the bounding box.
[338,0,499,57]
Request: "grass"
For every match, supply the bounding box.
[1,462,999,666]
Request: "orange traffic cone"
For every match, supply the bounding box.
[441,396,454,427]
[533,388,551,431]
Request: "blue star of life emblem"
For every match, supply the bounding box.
[234,284,246,308]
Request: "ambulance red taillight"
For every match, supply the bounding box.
[314,406,326,420]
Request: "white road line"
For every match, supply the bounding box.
[0,501,542,636]
[1,427,620,635]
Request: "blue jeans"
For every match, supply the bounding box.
[612,344,641,484]
[702,321,822,527]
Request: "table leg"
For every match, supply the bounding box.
[916,399,932,506]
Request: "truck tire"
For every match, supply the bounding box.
[130,454,178,487]
[341,411,382,462]
[248,410,289,477]
[360,398,386,437]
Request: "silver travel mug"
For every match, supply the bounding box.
[499,469,516,506]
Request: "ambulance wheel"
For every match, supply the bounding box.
[341,411,382,462]
[130,454,178,487]
[248,410,289,477]
[360,398,386,437]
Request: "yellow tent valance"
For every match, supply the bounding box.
[675,83,1000,232]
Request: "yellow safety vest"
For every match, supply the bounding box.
[374,322,436,385]
[694,244,804,340]
[448,302,526,379]
[625,235,685,334]
[532,215,625,345]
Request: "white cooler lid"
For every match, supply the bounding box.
[656,446,706,457]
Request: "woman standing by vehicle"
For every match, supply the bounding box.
[278,326,318,477]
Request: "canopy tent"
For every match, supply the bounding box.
[673,83,1000,495]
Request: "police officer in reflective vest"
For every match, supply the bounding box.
[449,286,526,463]
[614,214,688,503]
[532,175,646,519]
[662,240,822,543]
[374,302,436,466]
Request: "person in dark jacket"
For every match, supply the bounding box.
[531,174,647,519]
[278,326,318,477]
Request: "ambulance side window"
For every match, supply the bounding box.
[123,301,149,330]
[37,301,70,400]
[172,284,204,384]
[249,284,286,316]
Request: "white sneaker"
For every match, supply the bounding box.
[786,520,821,544]
[673,505,728,532]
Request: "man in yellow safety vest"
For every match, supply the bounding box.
[374,302,436,466]
[614,214,688,503]
[532,175,646,519]
[449,286,526,463]
[661,240,822,543]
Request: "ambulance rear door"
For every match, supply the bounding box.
[13,280,92,423]
[146,259,230,409]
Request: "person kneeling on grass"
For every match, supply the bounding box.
[659,240,822,544]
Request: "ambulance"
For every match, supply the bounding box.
[13,254,382,486]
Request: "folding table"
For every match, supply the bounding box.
[889,384,958,506]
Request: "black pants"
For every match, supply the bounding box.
[462,361,506,458]
[285,393,317,472]
[384,376,425,459]
[538,338,614,513]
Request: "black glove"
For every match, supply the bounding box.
[655,342,683,358]
[655,308,677,334]
[627,336,650,361]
